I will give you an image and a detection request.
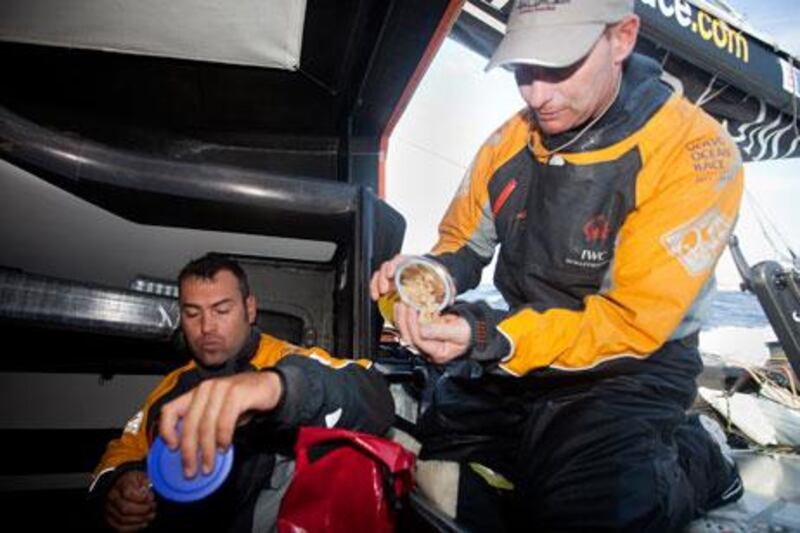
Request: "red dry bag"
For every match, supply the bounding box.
[277,427,415,532]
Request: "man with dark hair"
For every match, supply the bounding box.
[178,254,251,302]
[91,253,394,531]
[372,0,744,530]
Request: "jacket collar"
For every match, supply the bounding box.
[195,326,261,378]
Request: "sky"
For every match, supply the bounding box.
[725,0,800,57]
[386,0,800,290]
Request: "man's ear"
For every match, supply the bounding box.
[246,295,257,324]
[610,14,640,65]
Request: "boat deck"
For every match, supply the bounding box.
[691,452,800,532]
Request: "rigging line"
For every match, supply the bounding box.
[696,74,719,107]
[744,189,791,259]
[744,188,797,263]
[745,188,781,245]
[744,193,787,263]
[528,72,622,160]
[296,67,338,96]
[791,55,800,138]
[392,135,468,171]
[698,83,731,107]
[752,190,798,261]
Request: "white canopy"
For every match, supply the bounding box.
[0,0,306,69]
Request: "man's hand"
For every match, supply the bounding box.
[394,302,471,364]
[104,470,156,532]
[369,254,410,301]
[159,371,283,478]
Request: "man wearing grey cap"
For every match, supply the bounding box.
[372,0,744,529]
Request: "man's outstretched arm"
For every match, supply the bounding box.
[159,354,394,478]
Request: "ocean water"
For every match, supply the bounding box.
[704,289,770,330]
[459,285,770,331]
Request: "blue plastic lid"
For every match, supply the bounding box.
[148,425,234,503]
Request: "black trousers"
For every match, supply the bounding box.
[416,337,737,532]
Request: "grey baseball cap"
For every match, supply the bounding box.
[486,0,634,70]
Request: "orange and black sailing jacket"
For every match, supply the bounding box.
[89,328,393,530]
[431,54,744,377]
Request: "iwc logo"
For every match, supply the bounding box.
[565,214,613,269]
